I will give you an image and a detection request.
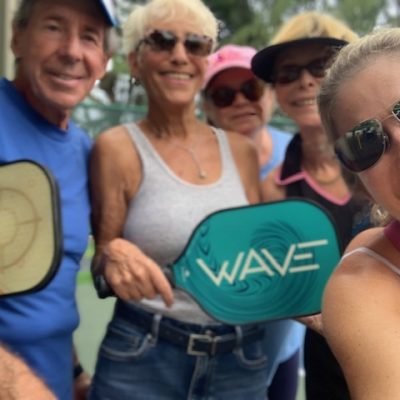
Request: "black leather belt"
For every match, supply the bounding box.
[115,301,264,357]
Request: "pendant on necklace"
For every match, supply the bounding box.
[199,170,207,179]
[171,142,207,180]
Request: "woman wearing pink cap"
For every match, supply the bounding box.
[203,44,292,179]
[203,44,302,400]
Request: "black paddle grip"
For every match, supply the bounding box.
[93,275,115,299]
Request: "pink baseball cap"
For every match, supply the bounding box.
[203,44,257,89]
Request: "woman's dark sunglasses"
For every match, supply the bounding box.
[334,101,400,172]
[206,79,265,108]
[139,29,213,56]
[271,58,329,85]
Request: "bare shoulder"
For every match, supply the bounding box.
[225,129,257,157]
[92,125,139,173]
[90,124,141,198]
[322,227,400,399]
[344,226,384,252]
[323,227,400,340]
[324,227,388,301]
[93,125,134,158]
[261,167,285,202]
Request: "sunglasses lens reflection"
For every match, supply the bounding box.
[210,87,236,108]
[147,30,176,52]
[144,30,211,56]
[393,101,400,121]
[209,80,264,108]
[185,34,212,56]
[273,59,327,84]
[241,80,264,101]
[335,119,387,172]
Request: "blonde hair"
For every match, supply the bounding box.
[271,11,358,45]
[318,27,400,144]
[122,0,218,55]
[318,28,400,227]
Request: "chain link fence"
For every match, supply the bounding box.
[72,102,296,138]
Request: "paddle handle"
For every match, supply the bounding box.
[93,275,115,299]
[93,268,175,299]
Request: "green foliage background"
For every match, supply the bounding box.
[107,0,400,97]
[116,0,400,51]
[73,0,400,137]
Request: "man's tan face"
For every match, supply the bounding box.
[12,0,109,123]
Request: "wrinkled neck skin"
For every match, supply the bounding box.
[13,75,70,130]
[299,124,335,168]
[144,99,204,139]
[298,124,346,194]
[252,125,273,169]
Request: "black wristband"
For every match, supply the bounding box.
[73,363,84,379]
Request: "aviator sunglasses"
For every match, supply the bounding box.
[138,29,213,57]
[271,58,329,85]
[334,100,400,172]
[206,79,265,108]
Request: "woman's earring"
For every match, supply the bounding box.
[127,76,141,104]
[132,77,141,87]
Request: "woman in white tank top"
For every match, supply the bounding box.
[88,1,271,399]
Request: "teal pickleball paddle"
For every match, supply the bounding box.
[0,160,62,297]
[172,199,341,325]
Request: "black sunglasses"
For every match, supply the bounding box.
[334,100,400,172]
[139,29,213,57]
[271,58,329,85]
[206,79,265,108]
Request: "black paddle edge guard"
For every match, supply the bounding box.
[0,160,63,297]
[171,198,341,323]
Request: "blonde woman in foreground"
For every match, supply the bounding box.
[320,28,400,400]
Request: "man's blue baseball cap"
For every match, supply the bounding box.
[98,0,118,27]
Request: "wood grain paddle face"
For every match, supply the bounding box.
[0,161,61,297]
[172,199,341,324]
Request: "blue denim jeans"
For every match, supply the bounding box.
[89,305,268,400]
[262,319,305,387]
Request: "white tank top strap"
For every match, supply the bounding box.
[342,247,400,277]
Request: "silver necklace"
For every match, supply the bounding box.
[170,142,207,179]
[146,121,207,180]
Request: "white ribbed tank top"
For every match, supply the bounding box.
[122,123,248,324]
